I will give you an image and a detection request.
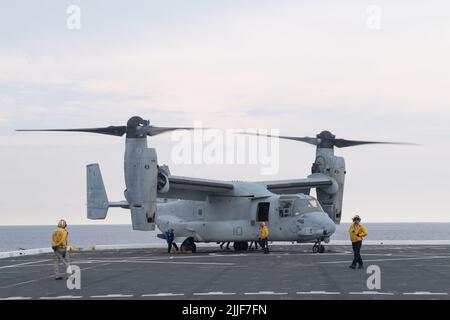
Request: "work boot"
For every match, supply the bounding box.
[358,264,364,269]
[349,265,356,269]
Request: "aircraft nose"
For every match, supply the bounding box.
[324,218,336,236]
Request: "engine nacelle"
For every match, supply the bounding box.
[311,148,345,224]
[124,139,158,231]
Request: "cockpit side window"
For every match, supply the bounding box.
[296,199,322,214]
[279,198,322,217]
[278,200,293,217]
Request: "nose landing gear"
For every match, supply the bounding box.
[312,241,325,253]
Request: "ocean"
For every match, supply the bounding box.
[1,223,450,252]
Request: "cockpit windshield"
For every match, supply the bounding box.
[279,198,322,217]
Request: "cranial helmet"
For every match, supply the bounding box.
[58,219,67,228]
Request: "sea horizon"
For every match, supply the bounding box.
[2,223,450,252]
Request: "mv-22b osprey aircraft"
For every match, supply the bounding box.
[18,116,410,253]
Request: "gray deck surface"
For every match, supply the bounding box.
[1,245,450,300]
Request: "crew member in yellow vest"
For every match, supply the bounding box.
[51,219,70,280]
[348,215,368,269]
[259,222,270,254]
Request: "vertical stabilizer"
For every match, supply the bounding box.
[87,164,109,220]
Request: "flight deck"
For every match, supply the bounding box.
[1,244,450,300]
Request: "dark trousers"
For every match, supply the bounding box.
[249,241,258,249]
[168,242,179,253]
[220,242,230,249]
[351,241,363,266]
[259,239,269,253]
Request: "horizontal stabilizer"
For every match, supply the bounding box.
[109,201,130,208]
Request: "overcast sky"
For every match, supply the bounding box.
[0,0,449,225]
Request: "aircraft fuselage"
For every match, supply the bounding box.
[156,193,336,243]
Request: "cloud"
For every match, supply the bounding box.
[0,0,449,224]
[1,1,449,118]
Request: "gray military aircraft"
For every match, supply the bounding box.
[17,116,411,253]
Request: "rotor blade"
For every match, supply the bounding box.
[240,132,320,146]
[15,126,127,137]
[143,126,198,136]
[333,138,417,148]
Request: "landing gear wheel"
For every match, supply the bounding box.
[180,237,197,253]
[233,241,249,252]
[312,244,319,253]
[312,242,325,253]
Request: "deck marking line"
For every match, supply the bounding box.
[297,291,341,295]
[244,291,288,295]
[142,293,185,297]
[40,296,83,299]
[349,291,394,295]
[193,292,236,296]
[76,259,235,266]
[321,256,450,264]
[0,263,111,289]
[90,294,134,298]
[0,259,50,270]
[403,292,448,295]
